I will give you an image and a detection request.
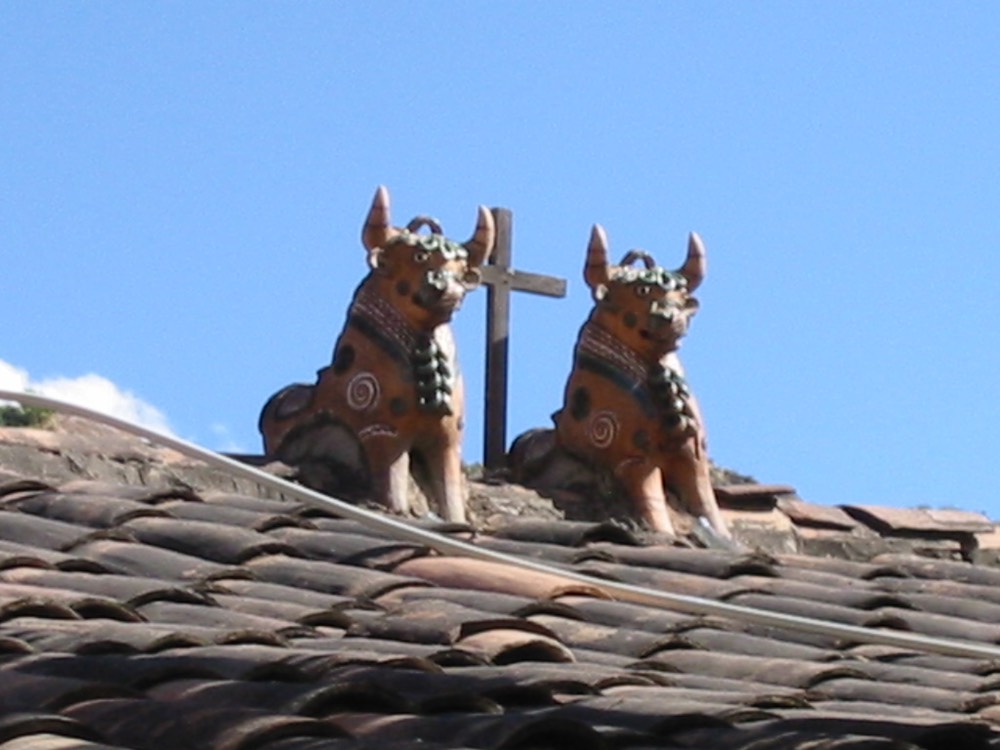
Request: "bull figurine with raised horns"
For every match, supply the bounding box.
[516,224,730,539]
[259,186,495,523]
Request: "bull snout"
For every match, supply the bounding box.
[650,301,684,326]
[425,269,451,292]
[415,269,468,312]
[645,300,690,344]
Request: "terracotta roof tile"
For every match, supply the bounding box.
[4,492,166,529]
[0,511,93,552]
[202,578,356,611]
[844,505,995,534]
[777,498,860,530]
[245,554,428,599]
[3,424,1000,749]
[66,540,241,582]
[871,554,1000,587]
[266,527,428,568]
[393,557,607,600]
[156,498,308,532]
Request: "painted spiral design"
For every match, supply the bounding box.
[588,410,619,449]
[346,372,380,411]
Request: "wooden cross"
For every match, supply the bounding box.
[479,208,567,471]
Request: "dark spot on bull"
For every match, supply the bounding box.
[632,429,650,451]
[396,279,411,297]
[662,412,682,429]
[332,345,355,374]
[390,397,408,416]
[623,312,638,328]
[570,387,591,421]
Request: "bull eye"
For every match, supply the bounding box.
[413,250,430,264]
[635,285,652,297]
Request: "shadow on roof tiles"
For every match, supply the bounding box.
[66,540,243,582]
[0,581,142,623]
[874,576,1000,607]
[807,675,984,714]
[775,553,907,581]
[118,517,298,566]
[584,544,778,579]
[554,693,764,735]
[473,538,582,566]
[0,512,91,553]
[0,598,80,624]
[135,600,313,638]
[656,627,834,662]
[489,519,641,548]
[329,711,609,750]
[8,492,168,530]
[266,527,428,569]
[571,560,751,600]
[455,627,575,665]
[0,476,54,499]
[207,593,351,629]
[375,586,536,617]
[723,592,870,628]
[63,697,349,750]
[2,617,212,655]
[0,713,104,748]
[862,607,1000,644]
[525,613,668,659]
[347,599,527,647]
[158,498,310,533]
[202,579,359,612]
[871,555,1000,588]
[246,555,429,599]
[551,595,691,634]
[641,651,864,690]
[1,568,211,609]
[769,711,998,749]
[0,670,136,714]
[56,481,201,505]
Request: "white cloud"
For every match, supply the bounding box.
[0,360,30,392]
[0,359,174,436]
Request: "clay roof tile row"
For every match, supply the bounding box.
[2,430,1000,748]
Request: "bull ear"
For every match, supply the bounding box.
[362,186,400,267]
[678,232,707,292]
[584,224,611,300]
[463,206,496,268]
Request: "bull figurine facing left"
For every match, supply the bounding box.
[260,186,495,523]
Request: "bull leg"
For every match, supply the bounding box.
[420,439,467,524]
[365,440,411,515]
[671,460,730,538]
[614,459,675,535]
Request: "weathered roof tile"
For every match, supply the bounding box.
[3,423,1000,748]
[845,505,995,534]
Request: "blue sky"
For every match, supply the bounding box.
[3,2,999,515]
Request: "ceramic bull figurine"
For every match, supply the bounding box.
[260,186,494,523]
[549,224,730,538]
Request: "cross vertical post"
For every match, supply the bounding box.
[481,208,567,472]
[484,208,513,471]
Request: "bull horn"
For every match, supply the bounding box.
[463,206,496,268]
[584,224,611,296]
[678,231,707,292]
[361,185,399,254]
